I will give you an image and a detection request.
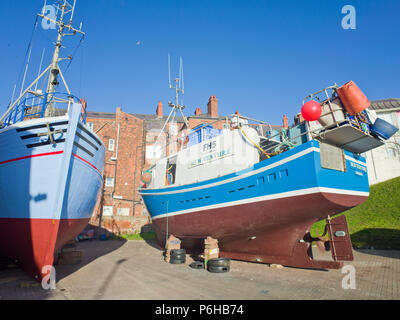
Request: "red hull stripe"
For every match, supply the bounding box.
[0,151,64,165]
[72,153,102,175]
[0,151,101,176]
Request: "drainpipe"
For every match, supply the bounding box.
[132,121,146,216]
[370,150,378,183]
[112,123,120,199]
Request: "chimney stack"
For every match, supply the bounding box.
[195,107,202,116]
[283,114,289,129]
[156,101,163,118]
[207,96,219,118]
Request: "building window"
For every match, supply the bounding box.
[105,177,114,187]
[117,208,130,216]
[87,122,94,132]
[102,206,113,217]
[108,139,115,151]
[385,146,399,160]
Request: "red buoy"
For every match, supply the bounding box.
[301,100,322,121]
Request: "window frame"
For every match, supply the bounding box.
[105,177,115,188]
[108,139,115,152]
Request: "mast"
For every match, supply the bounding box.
[0,0,84,124]
[150,55,189,163]
[38,0,84,117]
[168,55,189,128]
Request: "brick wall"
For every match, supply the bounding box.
[86,108,150,235]
[83,96,278,236]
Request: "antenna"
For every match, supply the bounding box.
[179,56,184,93]
[167,54,188,128]
[19,45,33,97]
[69,0,76,26]
[150,55,189,164]
[168,53,172,89]
[32,48,46,106]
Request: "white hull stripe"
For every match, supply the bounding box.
[0,115,69,134]
[140,146,367,196]
[151,187,369,220]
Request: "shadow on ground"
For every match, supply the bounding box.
[351,228,400,252]
[54,225,127,282]
[0,225,128,299]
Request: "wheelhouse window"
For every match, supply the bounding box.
[165,156,177,186]
[87,122,94,132]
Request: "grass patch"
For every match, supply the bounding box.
[109,232,156,241]
[311,176,400,249]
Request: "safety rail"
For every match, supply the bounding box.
[1,92,86,129]
[146,99,373,171]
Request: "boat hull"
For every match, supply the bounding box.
[0,104,105,280]
[141,140,369,268]
[152,191,367,268]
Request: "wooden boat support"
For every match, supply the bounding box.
[219,215,353,270]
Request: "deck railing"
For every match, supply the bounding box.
[1,92,86,129]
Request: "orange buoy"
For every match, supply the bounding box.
[337,81,370,116]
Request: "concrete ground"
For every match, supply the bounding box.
[0,239,399,300]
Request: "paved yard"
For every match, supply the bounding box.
[0,240,399,300]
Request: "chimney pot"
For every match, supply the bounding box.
[283,114,289,129]
[195,107,202,116]
[156,101,163,118]
[207,96,219,118]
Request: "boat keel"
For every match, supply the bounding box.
[220,215,353,270]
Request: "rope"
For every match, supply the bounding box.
[239,127,270,159]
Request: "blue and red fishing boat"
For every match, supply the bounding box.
[140,83,397,269]
[0,1,105,281]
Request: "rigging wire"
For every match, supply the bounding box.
[63,34,85,77]
[11,16,39,106]
[79,34,85,97]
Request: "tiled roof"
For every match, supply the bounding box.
[370,99,400,111]
[87,111,116,119]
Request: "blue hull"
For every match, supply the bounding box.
[141,140,369,220]
[0,103,105,280]
[140,140,369,268]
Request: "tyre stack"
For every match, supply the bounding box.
[164,235,181,263]
[169,249,186,264]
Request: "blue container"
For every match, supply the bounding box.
[370,118,399,140]
[99,234,107,241]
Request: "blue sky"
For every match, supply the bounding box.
[0,0,399,125]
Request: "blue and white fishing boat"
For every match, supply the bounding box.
[140,84,397,269]
[0,1,105,281]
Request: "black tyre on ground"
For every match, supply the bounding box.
[170,257,186,264]
[189,261,204,269]
[170,249,186,256]
[207,258,230,268]
[207,265,230,273]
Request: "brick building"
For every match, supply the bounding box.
[86,96,283,235]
